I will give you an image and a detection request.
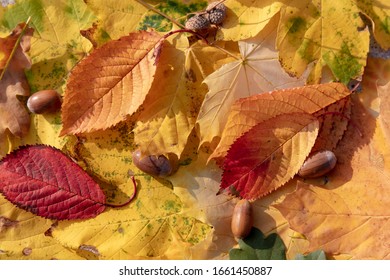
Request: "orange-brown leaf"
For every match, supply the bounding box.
[0,23,33,141]
[275,98,390,259]
[210,83,351,162]
[220,113,319,200]
[60,31,161,135]
[275,180,390,259]
[378,81,390,142]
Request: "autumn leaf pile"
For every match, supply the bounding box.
[1,0,390,260]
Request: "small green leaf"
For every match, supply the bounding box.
[229,228,286,260]
[295,250,327,260]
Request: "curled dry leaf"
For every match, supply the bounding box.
[60,31,161,136]
[220,113,319,200]
[0,22,33,142]
[0,145,106,220]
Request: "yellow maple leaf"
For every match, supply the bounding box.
[197,16,307,147]
[0,195,83,260]
[85,0,148,41]
[277,0,370,83]
[220,0,288,41]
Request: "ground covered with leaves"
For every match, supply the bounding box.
[0,0,390,260]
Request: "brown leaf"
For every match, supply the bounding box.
[60,31,161,136]
[0,22,33,141]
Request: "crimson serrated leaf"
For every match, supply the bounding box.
[220,113,319,200]
[0,145,105,220]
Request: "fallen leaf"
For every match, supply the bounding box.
[0,145,106,220]
[221,113,319,200]
[0,22,32,148]
[358,57,390,117]
[197,16,307,146]
[275,98,390,259]
[311,97,352,153]
[275,180,390,259]
[53,202,212,259]
[0,195,84,260]
[60,31,161,136]
[210,82,351,162]
[169,134,308,260]
[134,36,235,158]
[169,149,237,259]
[277,0,369,83]
[357,1,390,49]
[85,0,148,41]
[54,121,212,260]
[219,0,287,41]
[1,0,95,63]
[378,81,390,142]
[229,228,286,260]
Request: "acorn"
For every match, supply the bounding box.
[206,1,227,25]
[185,14,210,30]
[132,150,178,177]
[298,150,337,178]
[231,199,253,239]
[27,90,62,114]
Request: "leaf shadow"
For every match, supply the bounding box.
[298,95,377,190]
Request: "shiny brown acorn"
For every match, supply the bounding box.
[132,150,178,177]
[298,150,337,178]
[231,199,253,239]
[27,90,62,114]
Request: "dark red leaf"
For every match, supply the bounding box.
[0,145,105,220]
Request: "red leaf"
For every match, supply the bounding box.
[220,113,319,200]
[0,145,105,220]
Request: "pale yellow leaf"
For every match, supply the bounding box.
[197,16,307,146]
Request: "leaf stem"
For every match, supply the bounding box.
[0,16,31,82]
[135,0,185,29]
[105,176,138,208]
